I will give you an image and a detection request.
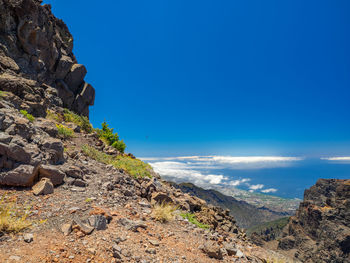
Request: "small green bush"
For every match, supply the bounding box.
[63,109,93,133]
[56,124,74,139]
[82,145,152,178]
[96,121,126,153]
[111,140,126,153]
[180,212,210,229]
[20,110,35,122]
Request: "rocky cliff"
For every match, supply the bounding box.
[277,179,350,263]
[0,0,94,117]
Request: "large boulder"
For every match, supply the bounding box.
[0,164,39,186]
[38,164,65,186]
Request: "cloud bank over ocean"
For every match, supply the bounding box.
[142,156,303,194]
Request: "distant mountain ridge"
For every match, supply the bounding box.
[171,182,291,229]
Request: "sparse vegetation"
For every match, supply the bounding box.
[56,124,74,139]
[82,145,152,178]
[246,216,290,236]
[0,90,6,99]
[63,108,93,133]
[96,121,126,153]
[20,110,35,122]
[180,212,210,229]
[0,194,32,234]
[152,202,177,223]
[46,109,63,122]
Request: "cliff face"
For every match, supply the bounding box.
[0,0,94,117]
[278,179,350,263]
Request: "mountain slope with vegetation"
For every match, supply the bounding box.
[173,182,290,229]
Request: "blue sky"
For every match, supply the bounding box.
[46,0,350,157]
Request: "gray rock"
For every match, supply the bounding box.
[39,165,65,185]
[118,218,147,232]
[72,217,94,235]
[61,223,72,236]
[0,133,12,144]
[88,215,107,230]
[200,241,223,260]
[0,164,39,186]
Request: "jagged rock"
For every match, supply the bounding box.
[88,215,107,231]
[0,164,38,186]
[72,217,94,235]
[35,119,58,137]
[200,241,223,260]
[32,178,54,195]
[277,179,350,263]
[41,138,64,164]
[38,165,65,185]
[151,192,174,204]
[61,223,73,236]
[0,0,94,117]
[0,133,13,144]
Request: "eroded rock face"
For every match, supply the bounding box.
[0,0,94,117]
[278,179,350,263]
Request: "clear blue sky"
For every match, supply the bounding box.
[46,0,350,157]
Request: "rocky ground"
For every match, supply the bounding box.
[0,106,296,263]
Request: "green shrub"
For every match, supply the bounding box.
[46,110,63,122]
[180,212,210,229]
[96,121,126,153]
[56,124,74,139]
[20,110,35,122]
[63,109,93,133]
[111,140,126,153]
[82,145,152,178]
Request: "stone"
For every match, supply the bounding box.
[118,218,147,232]
[88,215,107,231]
[6,143,32,164]
[72,179,87,187]
[23,233,34,243]
[0,133,12,144]
[32,178,54,195]
[41,138,64,164]
[64,165,83,179]
[55,55,73,80]
[72,217,94,235]
[145,248,156,254]
[148,239,160,246]
[200,241,223,260]
[64,64,87,93]
[0,164,39,186]
[61,223,73,236]
[39,165,65,185]
[224,243,236,256]
[235,249,244,258]
[151,192,174,205]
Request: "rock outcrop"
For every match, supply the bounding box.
[277,179,350,263]
[0,0,95,117]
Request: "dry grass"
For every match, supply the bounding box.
[152,202,177,223]
[0,195,32,234]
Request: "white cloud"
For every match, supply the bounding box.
[228,178,251,186]
[142,155,303,170]
[261,188,278,193]
[321,157,350,161]
[249,184,264,190]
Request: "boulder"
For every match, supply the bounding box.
[200,241,223,260]
[38,165,65,185]
[64,64,87,93]
[151,192,174,205]
[41,138,64,164]
[0,164,39,186]
[32,178,54,195]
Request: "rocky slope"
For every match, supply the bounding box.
[263,179,350,263]
[0,0,296,262]
[172,182,289,229]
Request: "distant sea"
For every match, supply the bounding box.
[142,156,350,199]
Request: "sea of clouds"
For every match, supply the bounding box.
[141,156,305,194]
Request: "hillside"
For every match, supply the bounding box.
[0,0,295,262]
[172,182,289,229]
